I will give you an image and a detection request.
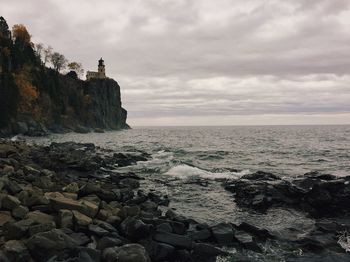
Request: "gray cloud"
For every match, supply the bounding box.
[2,0,350,125]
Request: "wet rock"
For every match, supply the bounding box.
[11,205,29,219]
[211,223,234,245]
[3,240,30,262]
[2,165,15,176]
[63,182,79,193]
[153,231,192,249]
[234,230,262,252]
[26,229,78,262]
[102,244,151,262]
[192,243,228,257]
[48,192,88,215]
[2,195,21,210]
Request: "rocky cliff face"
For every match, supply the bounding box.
[83,78,129,130]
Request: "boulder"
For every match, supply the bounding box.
[72,210,92,227]
[11,205,29,219]
[102,244,151,262]
[0,211,13,226]
[2,195,21,210]
[211,223,234,245]
[26,229,78,262]
[3,219,36,240]
[192,243,228,257]
[97,236,123,250]
[153,231,192,249]
[120,217,151,240]
[3,240,30,262]
[234,230,262,252]
[26,211,55,225]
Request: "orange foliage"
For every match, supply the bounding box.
[14,72,40,117]
[12,24,31,45]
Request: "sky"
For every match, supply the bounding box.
[2,0,350,126]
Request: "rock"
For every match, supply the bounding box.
[94,128,105,133]
[119,178,140,189]
[3,240,30,262]
[142,241,175,262]
[102,244,151,262]
[63,182,79,193]
[120,217,151,240]
[0,144,16,158]
[121,205,140,218]
[28,222,55,236]
[26,229,78,262]
[80,199,99,217]
[11,205,29,219]
[211,223,234,245]
[58,209,73,228]
[237,222,274,240]
[88,224,109,236]
[156,223,172,233]
[3,219,35,240]
[153,231,192,249]
[2,195,21,210]
[32,176,54,190]
[48,193,89,215]
[0,211,13,226]
[190,228,212,241]
[26,211,55,225]
[78,183,102,197]
[97,236,123,250]
[234,230,262,252]
[72,210,92,227]
[2,165,14,176]
[192,243,228,257]
[61,228,91,246]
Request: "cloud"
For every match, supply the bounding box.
[2,0,350,125]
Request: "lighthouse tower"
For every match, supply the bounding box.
[98,58,106,78]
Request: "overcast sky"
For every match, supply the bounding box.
[2,0,350,126]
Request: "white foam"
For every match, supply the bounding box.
[165,164,249,180]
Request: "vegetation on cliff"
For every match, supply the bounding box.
[0,17,128,136]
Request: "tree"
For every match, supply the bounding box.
[12,24,32,49]
[0,16,11,39]
[43,45,53,66]
[68,62,84,78]
[35,43,44,61]
[50,52,67,72]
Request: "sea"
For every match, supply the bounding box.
[27,125,350,261]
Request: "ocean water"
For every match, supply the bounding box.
[28,125,350,260]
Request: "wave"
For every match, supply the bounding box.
[165,164,250,180]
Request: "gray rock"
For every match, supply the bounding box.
[2,195,21,210]
[153,231,192,249]
[88,224,109,236]
[192,243,228,257]
[211,223,234,245]
[97,236,123,250]
[11,205,29,219]
[156,223,172,233]
[120,217,151,240]
[102,244,151,262]
[26,229,78,262]
[3,240,30,262]
[3,219,36,240]
[234,230,262,252]
[58,209,73,228]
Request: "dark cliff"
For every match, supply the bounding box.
[83,78,129,130]
[0,17,129,136]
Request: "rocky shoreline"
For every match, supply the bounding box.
[0,139,349,261]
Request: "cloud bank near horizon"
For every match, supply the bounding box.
[2,0,350,125]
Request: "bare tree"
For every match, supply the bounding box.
[68,62,84,78]
[35,43,44,61]
[51,52,67,72]
[43,45,53,66]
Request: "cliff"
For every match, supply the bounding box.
[0,17,129,136]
